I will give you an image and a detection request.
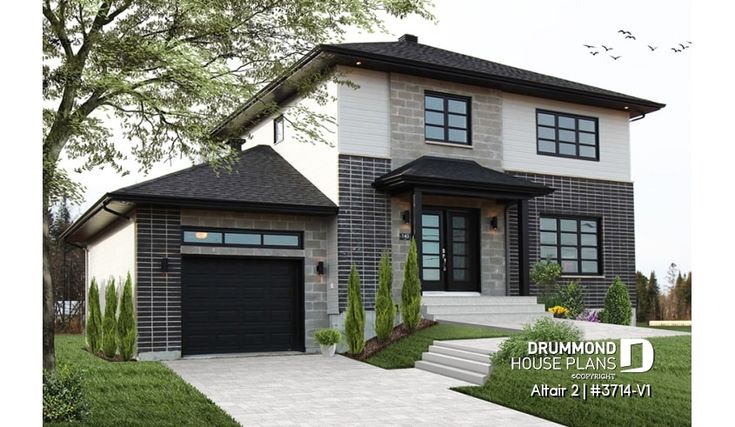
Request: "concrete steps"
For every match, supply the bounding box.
[415,341,492,385]
[421,295,550,327]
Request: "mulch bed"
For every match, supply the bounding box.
[348,319,437,361]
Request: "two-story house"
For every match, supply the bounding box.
[63,34,664,362]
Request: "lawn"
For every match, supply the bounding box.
[46,335,239,427]
[636,321,692,333]
[454,336,691,427]
[365,323,512,369]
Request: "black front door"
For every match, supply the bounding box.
[420,208,480,292]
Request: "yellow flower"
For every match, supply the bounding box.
[548,306,568,315]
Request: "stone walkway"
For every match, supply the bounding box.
[166,354,558,426]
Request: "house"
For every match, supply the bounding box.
[63,34,664,361]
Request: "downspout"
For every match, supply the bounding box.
[102,200,132,221]
[629,109,646,122]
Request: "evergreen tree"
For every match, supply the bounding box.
[343,265,365,355]
[401,238,422,331]
[101,278,118,358]
[117,272,137,361]
[600,276,633,325]
[647,272,661,321]
[635,271,650,322]
[85,278,102,353]
[374,252,395,342]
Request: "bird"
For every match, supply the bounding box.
[590,51,599,56]
[679,43,689,50]
[610,55,621,60]
[648,45,658,51]
[686,41,693,45]
[602,45,613,51]
[625,35,636,40]
[583,44,596,49]
[618,29,631,35]
[671,47,682,53]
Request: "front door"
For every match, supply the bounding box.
[420,208,480,292]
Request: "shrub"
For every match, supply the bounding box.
[343,265,365,355]
[101,278,118,358]
[560,281,585,318]
[600,276,633,325]
[492,317,582,364]
[117,272,137,361]
[374,252,395,342]
[86,278,102,354]
[530,260,561,294]
[314,328,341,346]
[43,364,89,422]
[400,238,422,331]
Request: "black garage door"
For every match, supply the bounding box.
[182,257,304,355]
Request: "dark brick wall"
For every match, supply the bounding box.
[337,155,391,311]
[136,206,182,354]
[506,172,636,307]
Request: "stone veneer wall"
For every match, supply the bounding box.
[337,155,392,311]
[506,172,636,307]
[179,209,333,352]
[136,206,182,359]
[390,195,507,297]
[389,72,503,170]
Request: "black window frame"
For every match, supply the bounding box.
[181,227,303,250]
[536,109,599,161]
[424,91,472,146]
[538,215,602,276]
[274,115,285,144]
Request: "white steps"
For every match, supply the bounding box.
[421,295,550,327]
[415,341,493,385]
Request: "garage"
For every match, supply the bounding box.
[182,256,304,356]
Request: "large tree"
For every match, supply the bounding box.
[42,0,433,370]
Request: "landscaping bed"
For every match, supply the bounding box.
[349,319,437,361]
[454,335,691,427]
[46,335,239,427]
[364,323,512,369]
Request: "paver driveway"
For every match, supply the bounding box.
[166,354,557,426]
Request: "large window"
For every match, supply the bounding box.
[182,228,302,249]
[424,91,471,145]
[539,216,601,275]
[536,110,598,160]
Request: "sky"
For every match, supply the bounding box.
[59,0,691,283]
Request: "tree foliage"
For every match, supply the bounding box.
[635,271,650,322]
[117,272,136,361]
[647,272,662,321]
[401,238,422,331]
[85,278,102,353]
[343,265,365,355]
[559,281,585,319]
[374,251,395,342]
[600,276,633,325]
[101,278,118,357]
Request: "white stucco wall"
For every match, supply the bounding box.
[502,93,632,182]
[244,80,339,204]
[87,217,136,311]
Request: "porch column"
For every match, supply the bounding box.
[517,199,530,296]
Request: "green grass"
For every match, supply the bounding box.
[365,323,512,369]
[46,335,239,427]
[455,336,691,427]
[636,321,692,333]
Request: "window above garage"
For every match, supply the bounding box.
[182,228,303,249]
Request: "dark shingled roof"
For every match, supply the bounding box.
[327,39,658,106]
[110,145,337,212]
[373,156,553,198]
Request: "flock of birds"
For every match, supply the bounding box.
[583,30,692,61]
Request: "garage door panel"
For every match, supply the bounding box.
[182,257,303,355]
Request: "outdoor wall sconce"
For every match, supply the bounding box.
[160,257,170,273]
[316,261,325,275]
[401,210,411,224]
[489,216,498,231]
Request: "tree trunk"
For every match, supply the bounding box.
[43,205,55,371]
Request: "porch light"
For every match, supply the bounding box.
[489,216,498,231]
[401,210,411,224]
[195,231,209,240]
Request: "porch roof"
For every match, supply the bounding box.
[372,156,554,199]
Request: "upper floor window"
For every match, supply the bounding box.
[539,216,601,275]
[536,110,598,160]
[274,115,284,144]
[424,92,471,145]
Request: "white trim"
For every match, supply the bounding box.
[422,291,481,296]
[425,140,474,149]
